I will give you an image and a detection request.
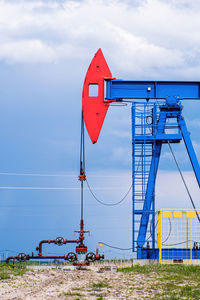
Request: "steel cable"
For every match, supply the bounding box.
[98,241,132,250]
[86,152,142,207]
[163,240,200,247]
[168,141,200,223]
[86,179,132,206]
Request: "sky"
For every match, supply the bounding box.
[1,0,200,260]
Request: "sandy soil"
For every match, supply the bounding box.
[0,265,159,299]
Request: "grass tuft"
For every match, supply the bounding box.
[91,282,110,289]
[118,263,200,277]
[119,264,200,299]
[58,291,83,297]
[0,263,26,280]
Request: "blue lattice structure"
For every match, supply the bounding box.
[82,49,200,260]
[106,80,200,259]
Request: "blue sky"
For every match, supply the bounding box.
[0,0,200,260]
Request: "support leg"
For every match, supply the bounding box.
[137,111,167,248]
[178,116,200,188]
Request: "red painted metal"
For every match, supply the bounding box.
[6,220,104,264]
[82,48,114,144]
[36,238,79,256]
[78,169,86,181]
[95,248,100,260]
[75,219,88,254]
[74,262,89,266]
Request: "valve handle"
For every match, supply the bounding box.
[55,237,64,246]
[67,252,77,262]
[86,252,96,262]
[17,253,28,261]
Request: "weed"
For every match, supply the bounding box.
[118,264,200,279]
[58,291,82,297]
[0,273,10,280]
[91,282,110,289]
[0,263,26,280]
[89,292,106,299]
[96,294,105,300]
[71,287,85,291]
[119,264,200,300]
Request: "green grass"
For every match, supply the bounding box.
[91,282,110,289]
[118,264,200,299]
[71,287,85,291]
[89,291,106,299]
[155,284,200,300]
[118,263,200,277]
[0,263,27,280]
[96,294,105,300]
[89,281,109,297]
[58,291,83,297]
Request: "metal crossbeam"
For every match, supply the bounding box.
[106,80,200,105]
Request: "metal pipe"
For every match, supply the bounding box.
[36,239,79,256]
[6,251,103,264]
[6,254,69,263]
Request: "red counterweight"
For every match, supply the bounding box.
[82,48,114,144]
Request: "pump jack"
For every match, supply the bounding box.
[7,48,200,262]
[82,48,200,260]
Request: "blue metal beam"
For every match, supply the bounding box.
[179,116,200,188]
[135,134,182,143]
[106,80,200,105]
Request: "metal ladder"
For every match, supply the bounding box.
[132,103,157,251]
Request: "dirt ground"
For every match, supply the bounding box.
[0,264,158,299]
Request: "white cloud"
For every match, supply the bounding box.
[0,0,199,80]
[0,40,56,64]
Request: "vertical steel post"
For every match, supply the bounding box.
[152,103,157,251]
[137,111,167,249]
[158,210,162,264]
[186,217,188,249]
[178,116,200,188]
[190,217,192,263]
[132,104,135,251]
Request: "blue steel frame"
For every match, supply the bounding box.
[106,79,200,259]
[106,80,200,105]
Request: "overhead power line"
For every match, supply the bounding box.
[0,172,75,177]
[0,172,131,178]
[0,186,129,191]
